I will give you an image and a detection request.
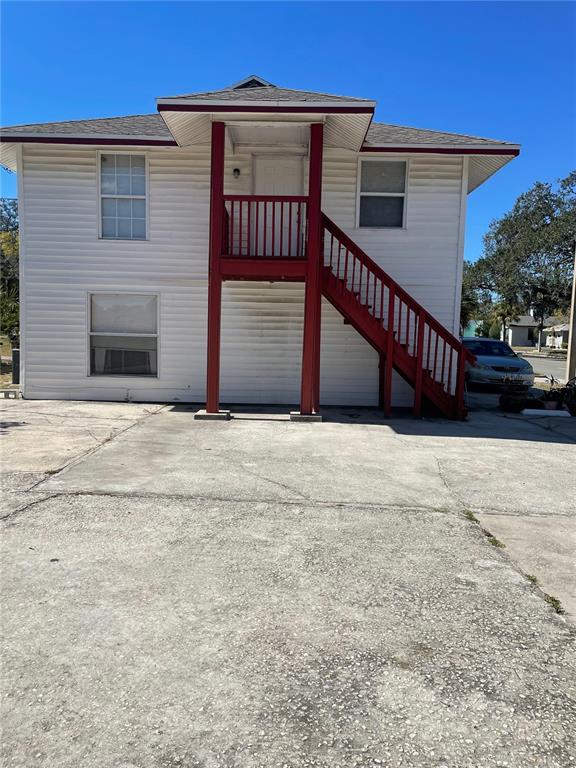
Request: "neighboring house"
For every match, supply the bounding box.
[502,315,539,347]
[544,323,570,349]
[0,75,519,419]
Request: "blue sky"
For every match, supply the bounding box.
[1,1,574,262]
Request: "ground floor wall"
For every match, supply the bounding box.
[22,281,413,408]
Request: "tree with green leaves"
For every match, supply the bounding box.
[459,260,496,334]
[0,198,19,344]
[461,172,575,347]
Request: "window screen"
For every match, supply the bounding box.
[90,294,157,376]
[359,161,407,228]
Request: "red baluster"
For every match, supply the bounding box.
[279,202,284,258]
[255,201,260,257]
[288,202,292,257]
[440,339,447,390]
[231,200,235,256]
[413,309,426,417]
[296,202,302,258]
[247,200,252,257]
[447,346,454,395]
[406,307,411,353]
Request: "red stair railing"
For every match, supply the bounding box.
[223,195,308,258]
[321,213,473,418]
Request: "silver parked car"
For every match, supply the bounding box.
[463,337,534,389]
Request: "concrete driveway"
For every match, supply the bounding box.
[1,399,575,768]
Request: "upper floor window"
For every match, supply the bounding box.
[358,160,407,228]
[100,153,147,240]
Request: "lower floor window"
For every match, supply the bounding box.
[89,293,158,376]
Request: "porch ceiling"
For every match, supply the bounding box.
[158,109,373,152]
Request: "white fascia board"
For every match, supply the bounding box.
[361,143,520,152]
[0,132,175,141]
[156,98,376,109]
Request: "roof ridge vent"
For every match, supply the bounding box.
[230,75,275,90]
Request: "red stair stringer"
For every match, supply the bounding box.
[320,214,474,419]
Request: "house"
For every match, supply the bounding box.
[502,315,539,347]
[0,75,519,419]
[544,322,570,349]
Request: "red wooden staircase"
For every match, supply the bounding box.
[321,214,474,419]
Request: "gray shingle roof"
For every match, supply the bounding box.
[158,85,373,104]
[1,115,514,149]
[0,114,171,138]
[365,122,515,147]
[509,315,539,327]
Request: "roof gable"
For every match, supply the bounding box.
[157,84,373,105]
[229,75,275,89]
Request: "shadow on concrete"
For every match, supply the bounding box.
[166,399,576,445]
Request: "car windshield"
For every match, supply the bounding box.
[463,339,517,357]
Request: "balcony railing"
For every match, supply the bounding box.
[223,195,308,259]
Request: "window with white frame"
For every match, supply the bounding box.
[358,160,407,228]
[89,294,158,376]
[100,154,147,239]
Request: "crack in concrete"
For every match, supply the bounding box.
[0,493,64,523]
[433,456,465,510]
[27,405,168,492]
[0,486,460,518]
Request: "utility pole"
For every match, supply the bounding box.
[567,238,576,382]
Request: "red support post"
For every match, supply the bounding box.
[300,122,324,414]
[454,349,467,419]
[413,310,426,417]
[378,353,386,409]
[206,121,226,413]
[383,286,395,417]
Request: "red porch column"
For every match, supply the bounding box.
[206,121,226,413]
[300,122,324,414]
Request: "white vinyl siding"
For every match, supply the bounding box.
[19,144,465,408]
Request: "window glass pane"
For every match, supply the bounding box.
[90,335,157,376]
[102,218,117,238]
[116,174,131,195]
[131,175,145,196]
[361,161,406,193]
[101,174,117,194]
[117,199,132,218]
[91,294,157,334]
[132,199,146,218]
[101,154,116,172]
[132,219,146,239]
[131,155,145,174]
[359,196,404,227]
[101,198,117,217]
[116,155,131,172]
[117,218,132,238]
